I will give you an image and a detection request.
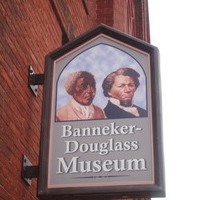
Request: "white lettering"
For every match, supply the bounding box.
[127,158,147,171]
[56,157,79,174]
[61,125,72,137]
[61,123,142,138]
[56,157,147,174]
[64,140,79,154]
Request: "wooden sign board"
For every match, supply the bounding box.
[37,24,165,199]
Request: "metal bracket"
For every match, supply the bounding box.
[28,65,44,96]
[21,155,39,185]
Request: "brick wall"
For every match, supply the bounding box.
[65,0,96,37]
[0,0,150,200]
[0,1,62,199]
[96,0,150,42]
[96,0,114,26]
[113,0,127,33]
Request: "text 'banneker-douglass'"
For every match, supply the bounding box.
[61,122,143,138]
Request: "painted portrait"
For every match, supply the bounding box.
[56,43,147,122]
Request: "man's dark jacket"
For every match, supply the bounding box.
[104,101,147,119]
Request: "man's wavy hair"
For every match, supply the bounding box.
[64,71,95,95]
[102,67,140,97]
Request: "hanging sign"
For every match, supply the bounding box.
[38,24,165,199]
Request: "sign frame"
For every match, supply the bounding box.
[37,24,165,199]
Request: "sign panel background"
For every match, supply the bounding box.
[48,35,154,187]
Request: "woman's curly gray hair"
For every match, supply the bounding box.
[64,71,95,95]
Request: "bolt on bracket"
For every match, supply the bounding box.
[28,65,44,96]
[21,155,39,186]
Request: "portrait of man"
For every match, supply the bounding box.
[102,67,147,119]
[56,71,105,121]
